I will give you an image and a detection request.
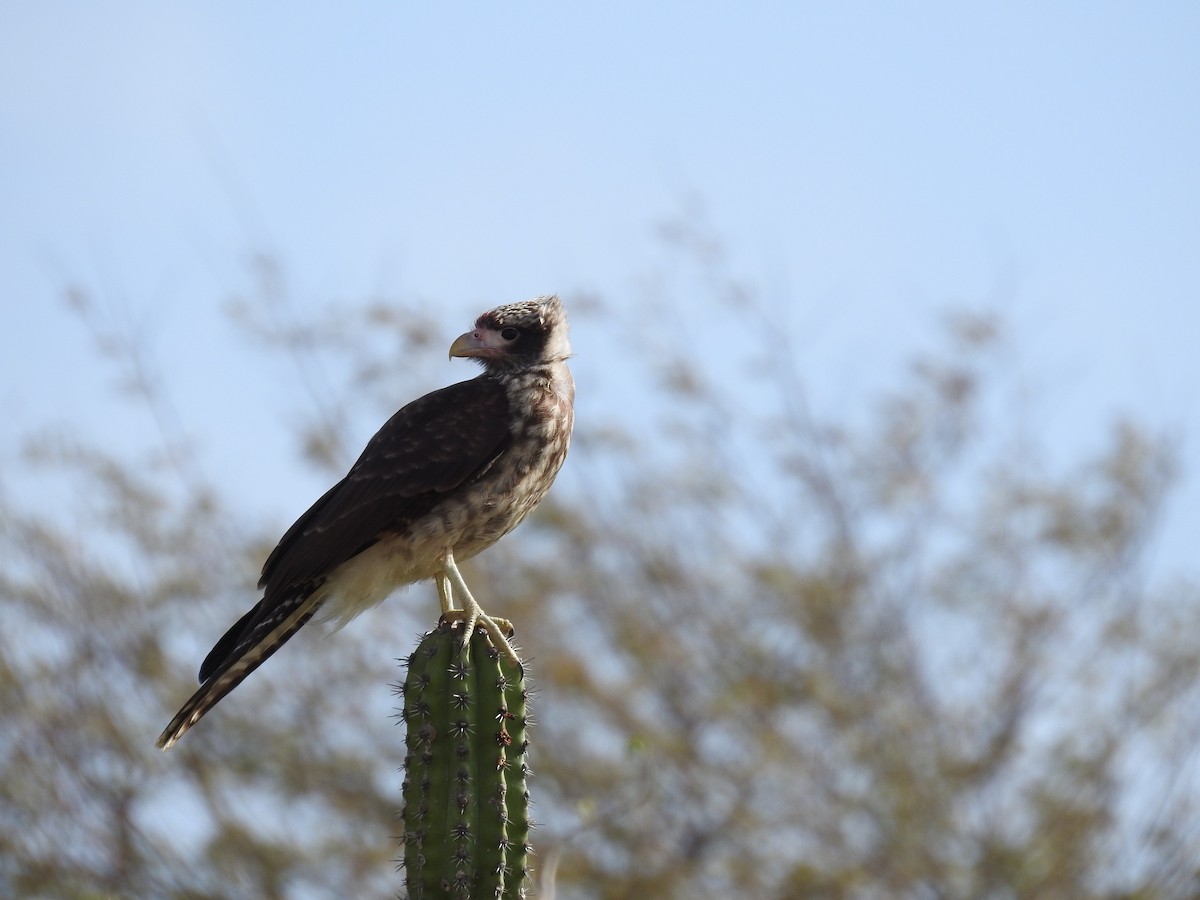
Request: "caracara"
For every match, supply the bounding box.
[157,295,573,750]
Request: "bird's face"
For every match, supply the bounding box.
[450,295,571,372]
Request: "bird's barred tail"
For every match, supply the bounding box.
[156,592,323,750]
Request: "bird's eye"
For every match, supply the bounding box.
[500,327,520,341]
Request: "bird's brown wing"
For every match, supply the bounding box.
[260,375,512,598]
[195,376,510,685]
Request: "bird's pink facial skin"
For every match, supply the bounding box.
[449,327,506,360]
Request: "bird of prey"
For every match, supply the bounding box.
[157,295,574,750]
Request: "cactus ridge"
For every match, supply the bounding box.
[400,621,530,898]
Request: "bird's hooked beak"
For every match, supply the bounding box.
[449,327,503,360]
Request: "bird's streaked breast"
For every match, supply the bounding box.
[317,361,573,628]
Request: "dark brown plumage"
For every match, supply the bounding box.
[157,295,573,750]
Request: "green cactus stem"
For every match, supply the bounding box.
[399,620,532,898]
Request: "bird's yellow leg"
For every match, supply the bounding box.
[436,573,457,615]
[438,551,521,669]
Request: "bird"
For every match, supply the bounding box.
[157,295,574,750]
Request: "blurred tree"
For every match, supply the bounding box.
[1,225,1198,899]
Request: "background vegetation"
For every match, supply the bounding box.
[2,226,1198,898]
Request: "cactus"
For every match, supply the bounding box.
[399,620,531,898]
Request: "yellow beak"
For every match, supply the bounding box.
[449,330,488,359]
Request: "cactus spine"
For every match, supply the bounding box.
[400,621,531,898]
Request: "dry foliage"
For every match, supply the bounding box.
[2,231,1198,898]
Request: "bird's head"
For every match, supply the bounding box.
[450,295,572,373]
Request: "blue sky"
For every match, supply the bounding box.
[2,3,1198,571]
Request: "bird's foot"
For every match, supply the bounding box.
[438,551,524,672]
[441,606,522,672]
